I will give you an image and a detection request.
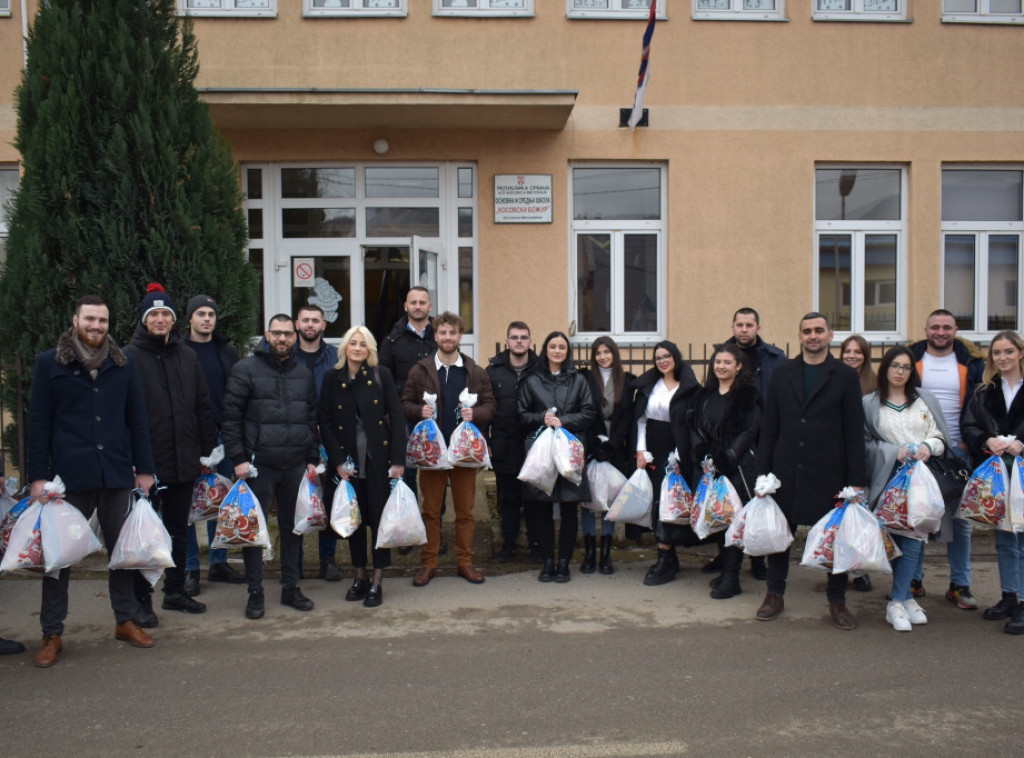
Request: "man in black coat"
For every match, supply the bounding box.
[755,312,868,630]
[222,314,321,620]
[486,320,539,563]
[29,294,157,666]
[125,284,217,619]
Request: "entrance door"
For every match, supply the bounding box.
[285,240,362,340]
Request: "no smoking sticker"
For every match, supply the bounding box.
[293,258,315,288]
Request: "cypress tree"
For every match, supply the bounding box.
[0,0,257,467]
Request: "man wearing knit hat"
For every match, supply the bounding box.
[182,294,245,595]
[125,283,218,622]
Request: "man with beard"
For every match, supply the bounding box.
[292,304,342,581]
[125,284,217,621]
[222,314,320,619]
[28,294,157,667]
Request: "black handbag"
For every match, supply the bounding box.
[926,454,971,503]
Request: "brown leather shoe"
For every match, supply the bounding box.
[829,601,857,630]
[115,620,156,648]
[34,634,62,668]
[457,565,485,584]
[756,592,784,621]
[412,567,437,587]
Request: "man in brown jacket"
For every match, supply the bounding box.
[402,312,496,587]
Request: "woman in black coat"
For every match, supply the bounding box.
[319,325,406,608]
[688,343,761,599]
[615,340,701,587]
[517,331,598,583]
[578,336,635,575]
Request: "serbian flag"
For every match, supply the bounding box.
[627,0,657,131]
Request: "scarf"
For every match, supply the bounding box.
[70,328,109,380]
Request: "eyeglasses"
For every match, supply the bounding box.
[269,330,296,339]
[889,364,913,374]
[508,336,531,341]
[655,355,673,363]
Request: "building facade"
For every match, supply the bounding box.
[2,0,1023,358]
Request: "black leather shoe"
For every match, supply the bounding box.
[598,535,615,575]
[643,549,678,586]
[538,558,556,583]
[363,584,383,608]
[852,574,873,593]
[1005,606,1024,635]
[209,562,246,584]
[281,587,314,612]
[183,569,200,597]
[136,591,159,628]
[580,536,597,574]
[345,578,371,602]
[554,557,571,583]
[162,593,207,614]
[245,590,265,620]
[0,636,25,655]
[496,544,516,563]
[985,592,1018,620]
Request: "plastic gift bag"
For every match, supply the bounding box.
[376,480,427,549]
[330,479,362,539]
[959,454,1008,527]
[906,459,944,533]
[190,445,232,524]
[736,474,793,556]
[211,478,271,550]
[0,476,18,524]
[406,392,452,470]
[1005,455,1024,532]
[876,462,913,531]
[691,458,742,540]
[834,497,893,575]
[448,389,491,469]
[0,496,31,558]
[606,465,654,526]
[109,491,174,582]
[0,501,45,575]
[801,498,849,572]
[658,450,693,526]
[37,482,103,573]
[552,428,586,486]
[293,464,328,535]
[518,427,559,496]
[584,460,627,512]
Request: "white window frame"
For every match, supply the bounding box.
[812,1,907,22]
[692,0,787,21]
[942,0,1024,24]
[303,0,408,16]
[568,163,667,343]
[941,166,1024,339]
[0,165,19,265]
[179,0,277,17]
[0,0,10,18]
[432,0,535,17]
[813,165,908,342]
[567,1,669,21]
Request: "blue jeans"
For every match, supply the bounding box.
[185,451,234,571]
[995,530,1024,596]
[890,534,925,603]
[580,507,614,537]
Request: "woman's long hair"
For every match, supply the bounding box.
[840,334,876,395]
[589,336,625,405]
[981,330,1024,387]
[704,343,753,394]
[334,325,378,370]
[876,346,919,406]
[538,331,574,374]
[650,340,687,382]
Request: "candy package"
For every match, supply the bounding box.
[876,462,912,531]
[211,479,271,550]
[606,467,653,526]
[801,503,846,571]
[376,480,427,549]
[330,479,362,539]
[959,454,1007,527]
[691,459,742,540]
[518,427,559,496]
[109,493,174,577]
[38,490,103,573]
[0,496,31,558]
[448,389,491,468]
[734,474,793,556]
[190,471,232,524]
[293,465,328,535]
[407,393,452,469]
[552,428,585,486]
[0,501,45,575]
[833,498,893,575]
[658,451,693,526]
[584,460,628,512]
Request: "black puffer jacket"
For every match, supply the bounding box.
[486,349,538,474]
[688,383,762,501]
[378,316,436,395]
[222,341,319,470]
[124,325,217,484]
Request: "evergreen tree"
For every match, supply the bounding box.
[0,0,257,465]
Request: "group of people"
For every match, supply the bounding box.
[4,288,1021,667]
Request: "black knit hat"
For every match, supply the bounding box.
[139,283,177,324]
[186,294,218,323]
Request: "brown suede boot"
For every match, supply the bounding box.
[756,592,784,621]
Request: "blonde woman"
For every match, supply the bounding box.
[318,326,406,608]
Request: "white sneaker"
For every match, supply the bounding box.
[886,601,912,632]
[904,598,928,625]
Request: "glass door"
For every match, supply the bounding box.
[282,239,362,341]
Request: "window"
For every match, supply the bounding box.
[814,166,906,338]
[433,0,534,16]
[570,165,665,340]
[0,0,10,17]
[812,0,906,22]
[0,167,17,265]
[303,0,408,16]
[943,0,1023,23]
[180,0,276,16]
[568,0,668,20]
[942,169,1024,334]
[692,0,786,21]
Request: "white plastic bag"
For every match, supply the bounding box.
[376,480,427,549]
[518,427,559,496]
[293,465,328,535]
[0,501,45,575]
[330,479,362,539]
[658,451,693,526]
[109,493,174,573]
[584,460,627,512]
[1006,456,1024,532]
[692,474,742,541]
[552,428,585,486]
[906,460,944,533]
[834,500,893,575]
[0,496,32,558]
[39,497,104,573]
[736,475,793,556]
[407,392,452,469]
[606,468,654,526]
[448,389,491,468]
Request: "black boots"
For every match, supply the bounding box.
[555,557,571,583]
[580,536,597,574]
[643,547,679,586]
[539,558,556,583]
[183,569,200,597]
[599,535,614,575]
[710,546,743,599]
[984,591,1019,620]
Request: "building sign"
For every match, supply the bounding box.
[494,174,553,224]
